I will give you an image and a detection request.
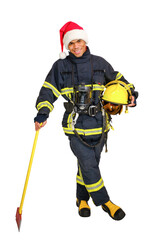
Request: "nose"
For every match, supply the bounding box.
[74,42,79,48]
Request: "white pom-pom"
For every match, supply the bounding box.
[59,52,67,59]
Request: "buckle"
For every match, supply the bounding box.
[88,105,97,116]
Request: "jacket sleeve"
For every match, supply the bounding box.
[104,61,138,100]
[35,60,63,117]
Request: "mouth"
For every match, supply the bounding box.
[74,49,82,55]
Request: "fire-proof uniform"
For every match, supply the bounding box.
[35,47,137,206]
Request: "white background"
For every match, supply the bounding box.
[0,0,160,239]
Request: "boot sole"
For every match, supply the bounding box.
[102,205,125,220]
[76,200,91,217]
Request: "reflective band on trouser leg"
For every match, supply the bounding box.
[78,165,104,193]
[78,165,109,205]
[76,175,85,186]
[85,178,104,193]
[76,172,90,201]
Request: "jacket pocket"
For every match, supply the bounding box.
[93,70,105,85]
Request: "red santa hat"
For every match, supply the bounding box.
[59,21,88,59]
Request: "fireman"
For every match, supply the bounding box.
[34,21,138,220]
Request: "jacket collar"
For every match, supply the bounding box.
[68,47,91,64]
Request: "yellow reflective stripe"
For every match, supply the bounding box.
[86,84,105,91]
[37,101,53,112]
[78,166,85,186]
[67,113,75,129]
[67,113,72,128]
[63,127,106,136]
[78,165,104,193]
[127,83,134,89]
[93,84,105,91]
[68,93,72,99]
[83,128,104,136]
[43,81,60,98]
[76,175,85,186]
[61,87,73,95]
[85,178,104,193]
[115,72,123,80]
[63,128,75,134]
[106,112,112,131]
[61,84,105,95]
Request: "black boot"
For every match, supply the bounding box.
[102,200,125,220]
[76,199,91,217]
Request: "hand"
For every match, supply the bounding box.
[35,120,47,131]
[127,96,136,107]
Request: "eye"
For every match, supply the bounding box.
[77,39,81,43]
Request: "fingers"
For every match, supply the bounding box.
[35,122,41,131]
[35,120,47,131]
[127,96,136,107]
[42,120,47,128]
[127,102,135,107]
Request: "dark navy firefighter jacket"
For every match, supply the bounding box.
[35,47,137,141]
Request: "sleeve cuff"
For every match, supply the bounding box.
[34,113,48,123]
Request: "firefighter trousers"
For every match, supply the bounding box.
[69,135,110,206]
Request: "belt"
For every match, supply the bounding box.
[74,103,101,116]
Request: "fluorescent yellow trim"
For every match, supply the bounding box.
[63,127,105,136]
[85,178,104,193]
[61,84,105,95]
[37,101,53,112]
[67,113,75,129]
[116,72,123,80]
[78,166,104,193]
[61,87,73,95]
[83,128,103,136]
[63,128,75,134]
[76,175,85,186]
[43,81,60,98]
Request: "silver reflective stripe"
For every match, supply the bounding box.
[61,87,73,95]
[43,81,60,98]
[78,166,104,193]
[67,113,72,129]
[63,127,104,136]
[76,175,85,185]
[127,83,134,89]
[61,84,105,95]
[116,72,123,80]
[93,85,105,91]
[84,128,102,136]
[37,101,53,112]
[85,178,104,193]
[63,128,74,134]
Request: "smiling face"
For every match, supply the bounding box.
[68,39,87,57]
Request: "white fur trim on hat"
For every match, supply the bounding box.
[59,51,67,59]
[63,29,88,50]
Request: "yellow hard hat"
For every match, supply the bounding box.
[102,80,132,105]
